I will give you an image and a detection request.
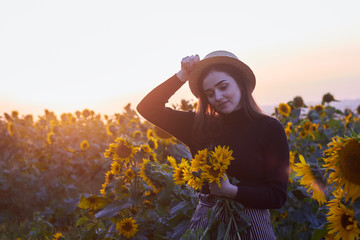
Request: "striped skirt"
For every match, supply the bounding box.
[189,193,276,240]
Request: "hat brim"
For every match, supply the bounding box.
[188,56,256,98]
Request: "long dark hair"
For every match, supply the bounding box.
[191,64,264,149]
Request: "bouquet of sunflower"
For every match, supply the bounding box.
[169,145,251,239]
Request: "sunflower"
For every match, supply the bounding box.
[80,140,90,150]
[47,131,55,145]
[100,182,107,196]
[278,103,291,117]
[11,110,19,118]
[314,104,325,112]
[7,121,15,136]
[327,188,345,208]
[82,109,90,118]
[147,137,158,150]
[326,201,360,240]
[104,143,117,158]
[152,126,175,145]
[288,151,296,183]
[201,159,229,187]
[52,232,63,240]
[146,129,153,139]
[299,130,307,139]
[116,217,139,239]
[131,130,143,139]
[141,144,152,153]
[60,113,68,124]
[167,156,178,168]
[111,161,122,176]
[323,135,360,202]
[302,120,313,133]
[191,148,208,171]
[69,114,76,124]
[173,158,190,185]
[292,155,327,204]
[105,137,137,162]
[322,92,336,104]
[183,168,203,190]
[211,145,234,166]
[143,199,153,208]
[344,112,357,127]
[50,122,59,134]
[24,114,33,123]
[201,145,234,187]
[124,169,136,181]
[114,137,137,160]
[147,152,158,163]
[139,159,162,193]
[285,125,292,139]
[78,194,108,211]
[293,96,304,108]
[106,123,116,136]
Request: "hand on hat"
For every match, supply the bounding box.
[176,54,200,83]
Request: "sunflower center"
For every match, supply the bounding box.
[281,106,289,113]
[126,170,134,179]
[154,127,172,139]
[178,168,185,179]
[339,141,360,185]
[107,173,114,181]
[303,122,312,132]
[117,143,132,158]
[148,139,156,149]
[341,213,353,230]
[122,222,133,232]
[208,167,221,178]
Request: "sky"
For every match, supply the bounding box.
[1,0,360,118]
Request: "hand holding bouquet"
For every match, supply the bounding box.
[169,145,251,239]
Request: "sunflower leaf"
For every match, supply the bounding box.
[169,201,189,217]
[311,222,329,240]
[95,200,133,219]
[353,197,360,223]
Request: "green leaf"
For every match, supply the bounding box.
[76,216,88,226]
[217,221,226,240]
[95,200,133,219]
[80,225,98,240]
[311,222,329,240]
[172,221,190,240]
[353,197,360,224]
[158,189,172,206]
[169,201,189,217]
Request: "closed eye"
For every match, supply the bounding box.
[219,83,228,91]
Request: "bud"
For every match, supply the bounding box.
[293,96,304,108]
[322,93,336,104]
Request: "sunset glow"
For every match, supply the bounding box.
[1,0,359,117]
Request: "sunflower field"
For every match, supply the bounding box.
[1,94,360,240]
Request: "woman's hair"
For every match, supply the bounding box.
[191,64,264,149]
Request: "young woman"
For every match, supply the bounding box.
[136,50,289,239]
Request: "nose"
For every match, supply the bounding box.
[214,90,223,101]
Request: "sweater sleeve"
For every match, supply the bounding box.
[234,118,290,209]
[136,74,195,146]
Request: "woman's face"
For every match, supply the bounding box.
[202,70,242,114]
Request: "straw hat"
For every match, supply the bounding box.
[188,50,256,97]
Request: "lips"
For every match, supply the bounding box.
[218,101,229,108]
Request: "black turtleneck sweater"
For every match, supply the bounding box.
[136,74,289,209]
